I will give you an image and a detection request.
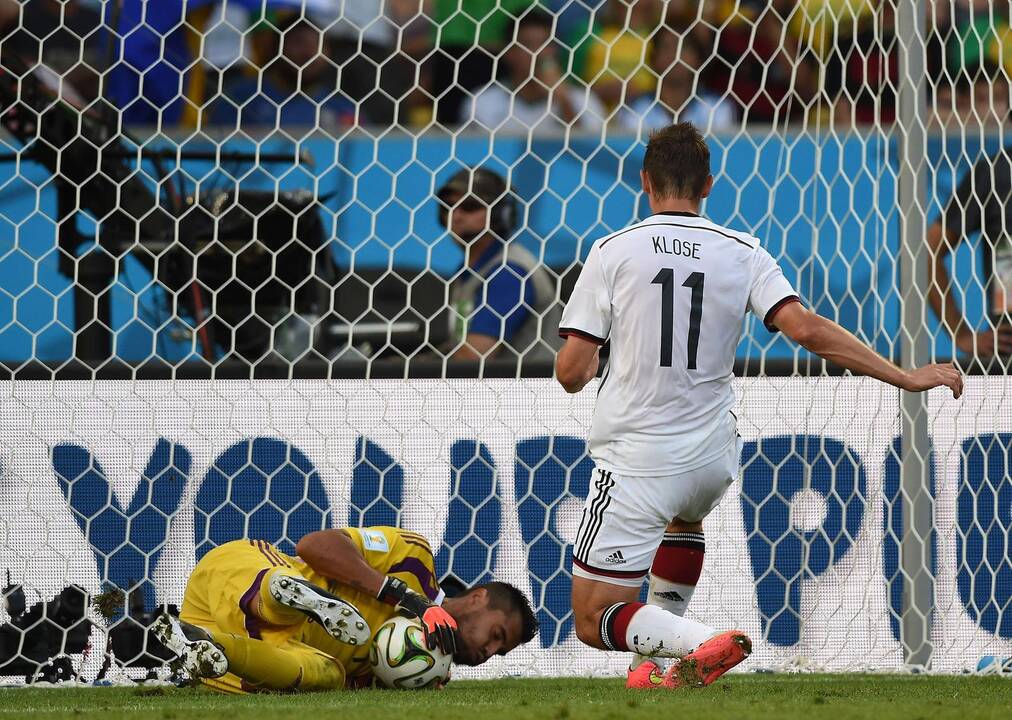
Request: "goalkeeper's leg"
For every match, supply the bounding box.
[208,632,346,691]
[154,614,345,691]
[183,540,368,645]
[265,572,370,646]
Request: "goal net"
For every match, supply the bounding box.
[0,0,1009,683]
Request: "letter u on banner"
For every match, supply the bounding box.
[194,437,329,558]
[515,436,594,648]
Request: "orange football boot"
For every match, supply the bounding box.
[625,659,668,689]
[664,631,751,688]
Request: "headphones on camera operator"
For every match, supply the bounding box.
[436,167,518,241]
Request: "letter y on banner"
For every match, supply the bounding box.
[53,438,188,609]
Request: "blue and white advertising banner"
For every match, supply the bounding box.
[0,377,1009,678]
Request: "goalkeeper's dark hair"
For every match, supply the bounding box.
[643,121,711,201]
[474,581,539,644]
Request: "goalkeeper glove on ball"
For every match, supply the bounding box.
[378,576,457,655]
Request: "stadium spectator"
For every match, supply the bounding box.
[544,0,606,49]
[200,2,255,77]
[929,80,973,132]
[578,0,663,110]
[927,0,952,87]
[437,167,561,362]
[662,0,721,57]
[948,1,1012,82]
[615,30,737,134]
[315,0,424,125]
[386,0,438,126]
[927,140,1012,366]
[463,9,606,134]
[704,0,818,125]
[431,0,534,125]
[928,63,1010,131]
[178,2,261,128]
[388,0,435,56]
[969,64,1011,125]
[207,16,355,133]
[106,1,194,126]
[766,0,852,59]
[826,2,898,126]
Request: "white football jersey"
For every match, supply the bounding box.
[559,211,799,476]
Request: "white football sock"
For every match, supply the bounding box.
[632,575,698,667]
[631,531,705,668]
[602,602,715,658]
[627,604,714,657]
[647,573,696,616]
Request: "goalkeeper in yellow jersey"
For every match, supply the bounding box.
[152,526,538,693]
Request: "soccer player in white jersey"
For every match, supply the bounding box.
[555,122,964,690]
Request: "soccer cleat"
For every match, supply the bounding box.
[625,659,668,689]
[664,630,751,689]
[151,614,228,680]
[268,573,371,646]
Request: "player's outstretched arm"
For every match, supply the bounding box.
[771,301,963,399]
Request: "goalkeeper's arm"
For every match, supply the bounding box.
[295,530,457,654]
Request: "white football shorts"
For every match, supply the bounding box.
[571,437,743,587]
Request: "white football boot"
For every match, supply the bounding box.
[268,574,371,646]
[152,614,229,679]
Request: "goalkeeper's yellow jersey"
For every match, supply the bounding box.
[181,526,442,690]
[288,526,444,684]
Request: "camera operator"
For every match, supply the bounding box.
[437,167,560,362]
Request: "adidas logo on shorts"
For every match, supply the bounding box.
[603,550,626,565]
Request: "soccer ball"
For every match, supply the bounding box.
[369,615,452,689]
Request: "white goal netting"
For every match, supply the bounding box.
[0,0,1010,683]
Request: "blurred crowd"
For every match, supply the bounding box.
[0,0,1010,135]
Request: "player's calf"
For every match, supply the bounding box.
[268,573,370,646]
[576,598,716,657]
[152,614,229,680]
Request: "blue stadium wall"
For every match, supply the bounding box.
[0,132,999,363]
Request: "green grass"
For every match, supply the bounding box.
[1,675,1011,720]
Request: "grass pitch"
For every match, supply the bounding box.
[2,675,1010,720]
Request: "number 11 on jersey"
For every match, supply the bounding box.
[651,268,704,369]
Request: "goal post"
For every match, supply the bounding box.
[895,0,933,669]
